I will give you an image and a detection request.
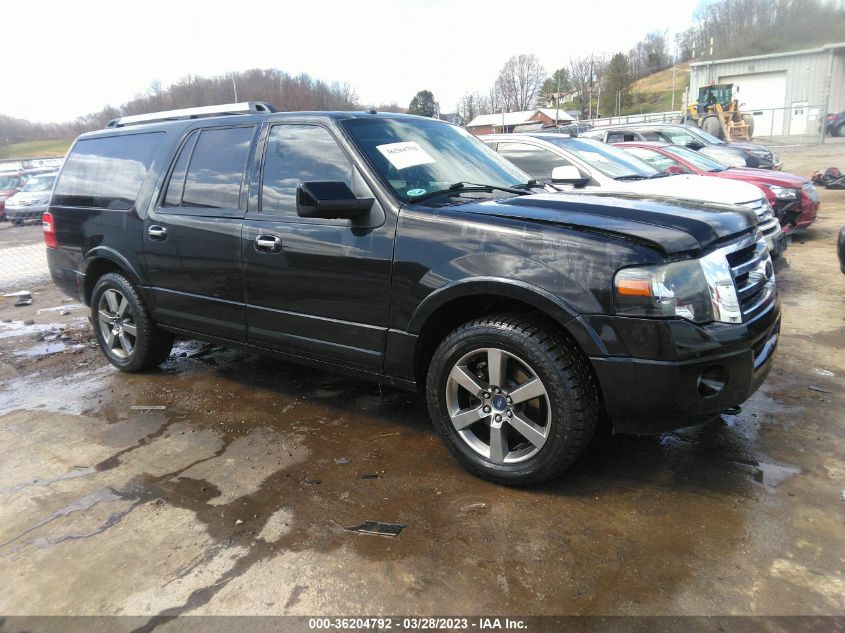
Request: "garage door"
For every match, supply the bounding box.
[720,72,787,136]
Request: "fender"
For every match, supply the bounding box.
[407,276,578,333]
[80,246,153,306]
[405,277,609,358]
[82,246,144,285]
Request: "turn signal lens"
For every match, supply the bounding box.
[615,278,651,297]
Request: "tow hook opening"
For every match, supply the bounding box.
[698,365,728,398]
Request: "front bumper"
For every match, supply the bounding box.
[5,203,48,222]
[582,299,781,433]
[764,228,788,258]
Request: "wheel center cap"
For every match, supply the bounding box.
[491,394,507,411]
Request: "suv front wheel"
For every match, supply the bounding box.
[426,314,598,486]
[91,272,174,372]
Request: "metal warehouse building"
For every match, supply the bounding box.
[689,42,845,137]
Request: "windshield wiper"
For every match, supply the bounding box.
[409,181,530,203]
[650,172,672,178]
[511,179,541,190]
[614,175,649,181]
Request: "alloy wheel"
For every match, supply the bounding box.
[445,347,551,464]
[97,288,137,359]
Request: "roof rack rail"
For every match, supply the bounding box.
[105,101,277,128]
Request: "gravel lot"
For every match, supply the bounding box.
[0,142,843,628]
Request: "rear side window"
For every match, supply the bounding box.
[163,126,254,210]
[53,132,164,209]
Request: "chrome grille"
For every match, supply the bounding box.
[724,234,777,321]
[742,199,780,238]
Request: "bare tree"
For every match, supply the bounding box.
[496,54,546,112]
[458,92,482,124]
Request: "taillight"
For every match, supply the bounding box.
[42,212,57,249]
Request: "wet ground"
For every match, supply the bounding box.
[0,144,843,620]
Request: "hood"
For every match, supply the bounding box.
[714,167,808,188]
[447,191,757,255]
[726,140,771,153]
[6,191,51,207]
[602,174,764,205]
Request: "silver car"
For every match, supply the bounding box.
[5,172,57,225]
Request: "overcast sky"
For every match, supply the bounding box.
[4,0,704,123]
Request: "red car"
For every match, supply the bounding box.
[0,171,27,221]
[615,141,819,234]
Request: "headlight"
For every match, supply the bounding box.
[615,253,742,324]
[749,149,771,159]
[768,185,799,200]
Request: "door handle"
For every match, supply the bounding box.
[254,234,282,253]
[148,225,167,240]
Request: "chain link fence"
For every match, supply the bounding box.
[0,158,62,293]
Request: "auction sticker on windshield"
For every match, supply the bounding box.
[376,141,435,170]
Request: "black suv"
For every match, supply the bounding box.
[44,103,781,485]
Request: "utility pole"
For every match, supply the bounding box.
[588,56,593,119]
[232,75,238,102]
[555,72,560,126]
[671,65,676,112]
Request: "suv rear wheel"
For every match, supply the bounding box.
[426,314,598,486]
[91,272,174,372]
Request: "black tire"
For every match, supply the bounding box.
[11,218,23,226]
[742,114,755,139]
[426,314,598,486]
[702,115,723,139]
[835,123,845,138]
[91,272,174,372]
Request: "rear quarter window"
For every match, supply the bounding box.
[53,132,164,209]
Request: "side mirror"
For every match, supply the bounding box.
[664,165,686,175]
[551,165,588,186]
[296,182,374,219]
[686,141,704,150]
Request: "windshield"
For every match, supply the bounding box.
[685,126,725,145]
[22,175,56,192]
[621,146,685,172]
[0,175,19,189]
[540,136,659,179]
[663,145,729,171]
[339,117,531,202]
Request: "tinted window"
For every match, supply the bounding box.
[181,126,254,209]
[163,131,198,207]
[541,136,659,179]
[622,147,686,172]
[660,128,700,147]
[54,132,164,209]
[496,142,570,181]
[261,125,354,215]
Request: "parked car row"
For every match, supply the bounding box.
[43,104,782,485]
[0,167,57,223]
[582,123,782,170]
[481,133,787,257]
[613,142,818,235]
[567,122,819,237]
